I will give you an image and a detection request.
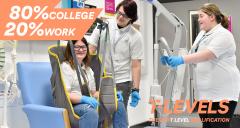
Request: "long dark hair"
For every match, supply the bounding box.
[63,37,90,69]
[200,3,229,29]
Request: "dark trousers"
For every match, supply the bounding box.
[116,81,132,126]
[116,81,132,109]
[197,100,237,128]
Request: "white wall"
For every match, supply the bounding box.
[16,40,57,62]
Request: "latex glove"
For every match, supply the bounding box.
[117,91,123,102]
[168,56,184,68]
[80,96,99,109]
[160,56,169,65]
[130,91,140,107]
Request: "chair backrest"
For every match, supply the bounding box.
[17,62,54,106]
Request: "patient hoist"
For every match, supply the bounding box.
[142,0,193,127]
[48,19,118,128]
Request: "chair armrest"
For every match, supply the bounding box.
[23,104,71,128]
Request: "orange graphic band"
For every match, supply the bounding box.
[0,0,102,40]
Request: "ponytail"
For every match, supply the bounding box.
[220,14,229,29]
[200,3,229,29]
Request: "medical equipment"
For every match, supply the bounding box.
[0,41,19,128]
[92,19,118,127]
[159,37,171,55]
[143,0,190,127]
[49,19,118,127]
[49,45,80,128]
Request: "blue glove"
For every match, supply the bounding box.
[80,96,99,109]
[168,56,184,68]
[160,56,169,65]
[130,91,140,107]
[117,91,123,102]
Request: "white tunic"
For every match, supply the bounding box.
[192,24,240,102]
[89,19,144,83]
[61,62,96,98]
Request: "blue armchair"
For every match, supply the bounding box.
[17,62,71,128]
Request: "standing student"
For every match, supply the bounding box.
[89,0,144,110]
[161,3,240,128]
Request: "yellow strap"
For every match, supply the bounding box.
[48,45,80,119]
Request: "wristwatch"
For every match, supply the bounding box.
[131,88,139,93]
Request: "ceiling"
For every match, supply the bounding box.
[158,0,192,3]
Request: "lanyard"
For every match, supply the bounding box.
[112,26,131,53]
[194,34,208,52]
[192,27,219,53]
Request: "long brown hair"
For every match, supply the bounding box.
[63,37,90,70]
[200,3,229,29]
